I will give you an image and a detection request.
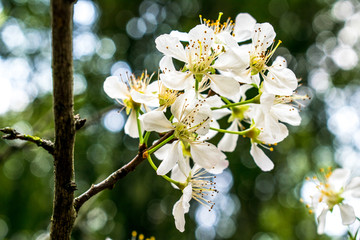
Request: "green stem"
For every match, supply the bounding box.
[211,94,261,110]
[148,134,175,155]
[210,127,252,135]
[194,74,203,98]
[221,96,232,105]
[146,154,182,187]
[135,109,144,144]
[143,131,151,146]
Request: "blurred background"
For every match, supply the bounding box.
[0,0,359,239]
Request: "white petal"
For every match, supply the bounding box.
[155,34,187,62]
[263,67,298,96]
[252,23,276,50]
[172,198,186,232]
[317,208,328,234]
[328,168,350,191]
[346,177,360,197]
[218,120,239,152]
[190,142,227,173]
[154,143,171,160]
[160,71,194,90]
[207,159,229,174]
[188,25,214,54]
[271,104,301,126]
[259,121,289,144]
[139,111,174,133]
[209,74,240,102]
[212,108,231,120]
[215,31,239,49]
[157,141,183,175]
[124,110,141,138]
[233,13,257,42]
[182,183,193,212]
[213,47,249,71]
[171,92,192,121]
[130,89,159,107]
[159,55,176,72]
[170,30,189,42]
[199,119,220,140]
[103,76,129,99]
[250,143,274,171]
[339,204,356,225]
[205,95,224,108]
[171,164,187,187]
[272,56,288,69]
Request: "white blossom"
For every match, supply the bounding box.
[140,92,228,175]
[303,168,360,234]
[156,24,241,101]
[171,163,218,232]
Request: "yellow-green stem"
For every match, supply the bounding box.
[135,109,144,144]
[210,126,253,135]
[146,154,182,187]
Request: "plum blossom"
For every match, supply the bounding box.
[303,168,360,234]
[103,72,158,138]
[140,92,228,175]
[216,23,298,96]
[171,163,218,232]
[156,24,241,101]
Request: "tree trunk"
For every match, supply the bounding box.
[50,0,76,239]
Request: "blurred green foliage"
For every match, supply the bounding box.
[0,0,348,239]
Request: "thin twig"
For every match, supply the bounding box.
[0,127,54,155]
[74,130,175,212]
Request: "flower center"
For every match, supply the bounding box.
[229,105,249,122]
[173,122,197,143]
[250,40,282,75]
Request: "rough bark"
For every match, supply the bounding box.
[50,0,76,239]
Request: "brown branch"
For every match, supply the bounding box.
[74,130,175,212]
[0,127,54,155]
[50,0,76,239]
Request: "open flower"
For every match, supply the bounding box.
[171,163,218,232]
[215,23,298,96]
[303,168,360,234]
[140,92,228,175]
[156,24,241,101]
[103,72,157,138]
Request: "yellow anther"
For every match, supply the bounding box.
[320,168,324,172]
[270,147,274,152]
[300,198,304,203]
[305,177,310,181]
[305,204,310,208]
[217,12,223,22]
[132,231,137,237]
[308,209,313,214]
[313,176,317,180]
[139,234,144,240]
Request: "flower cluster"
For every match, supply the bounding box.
[104,12,308,232]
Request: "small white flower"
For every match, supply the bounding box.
[216,23,298,96]
[140,92,228,175]
[303,168,360,234]
[171,164,218,232]
[156,24,241,101]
